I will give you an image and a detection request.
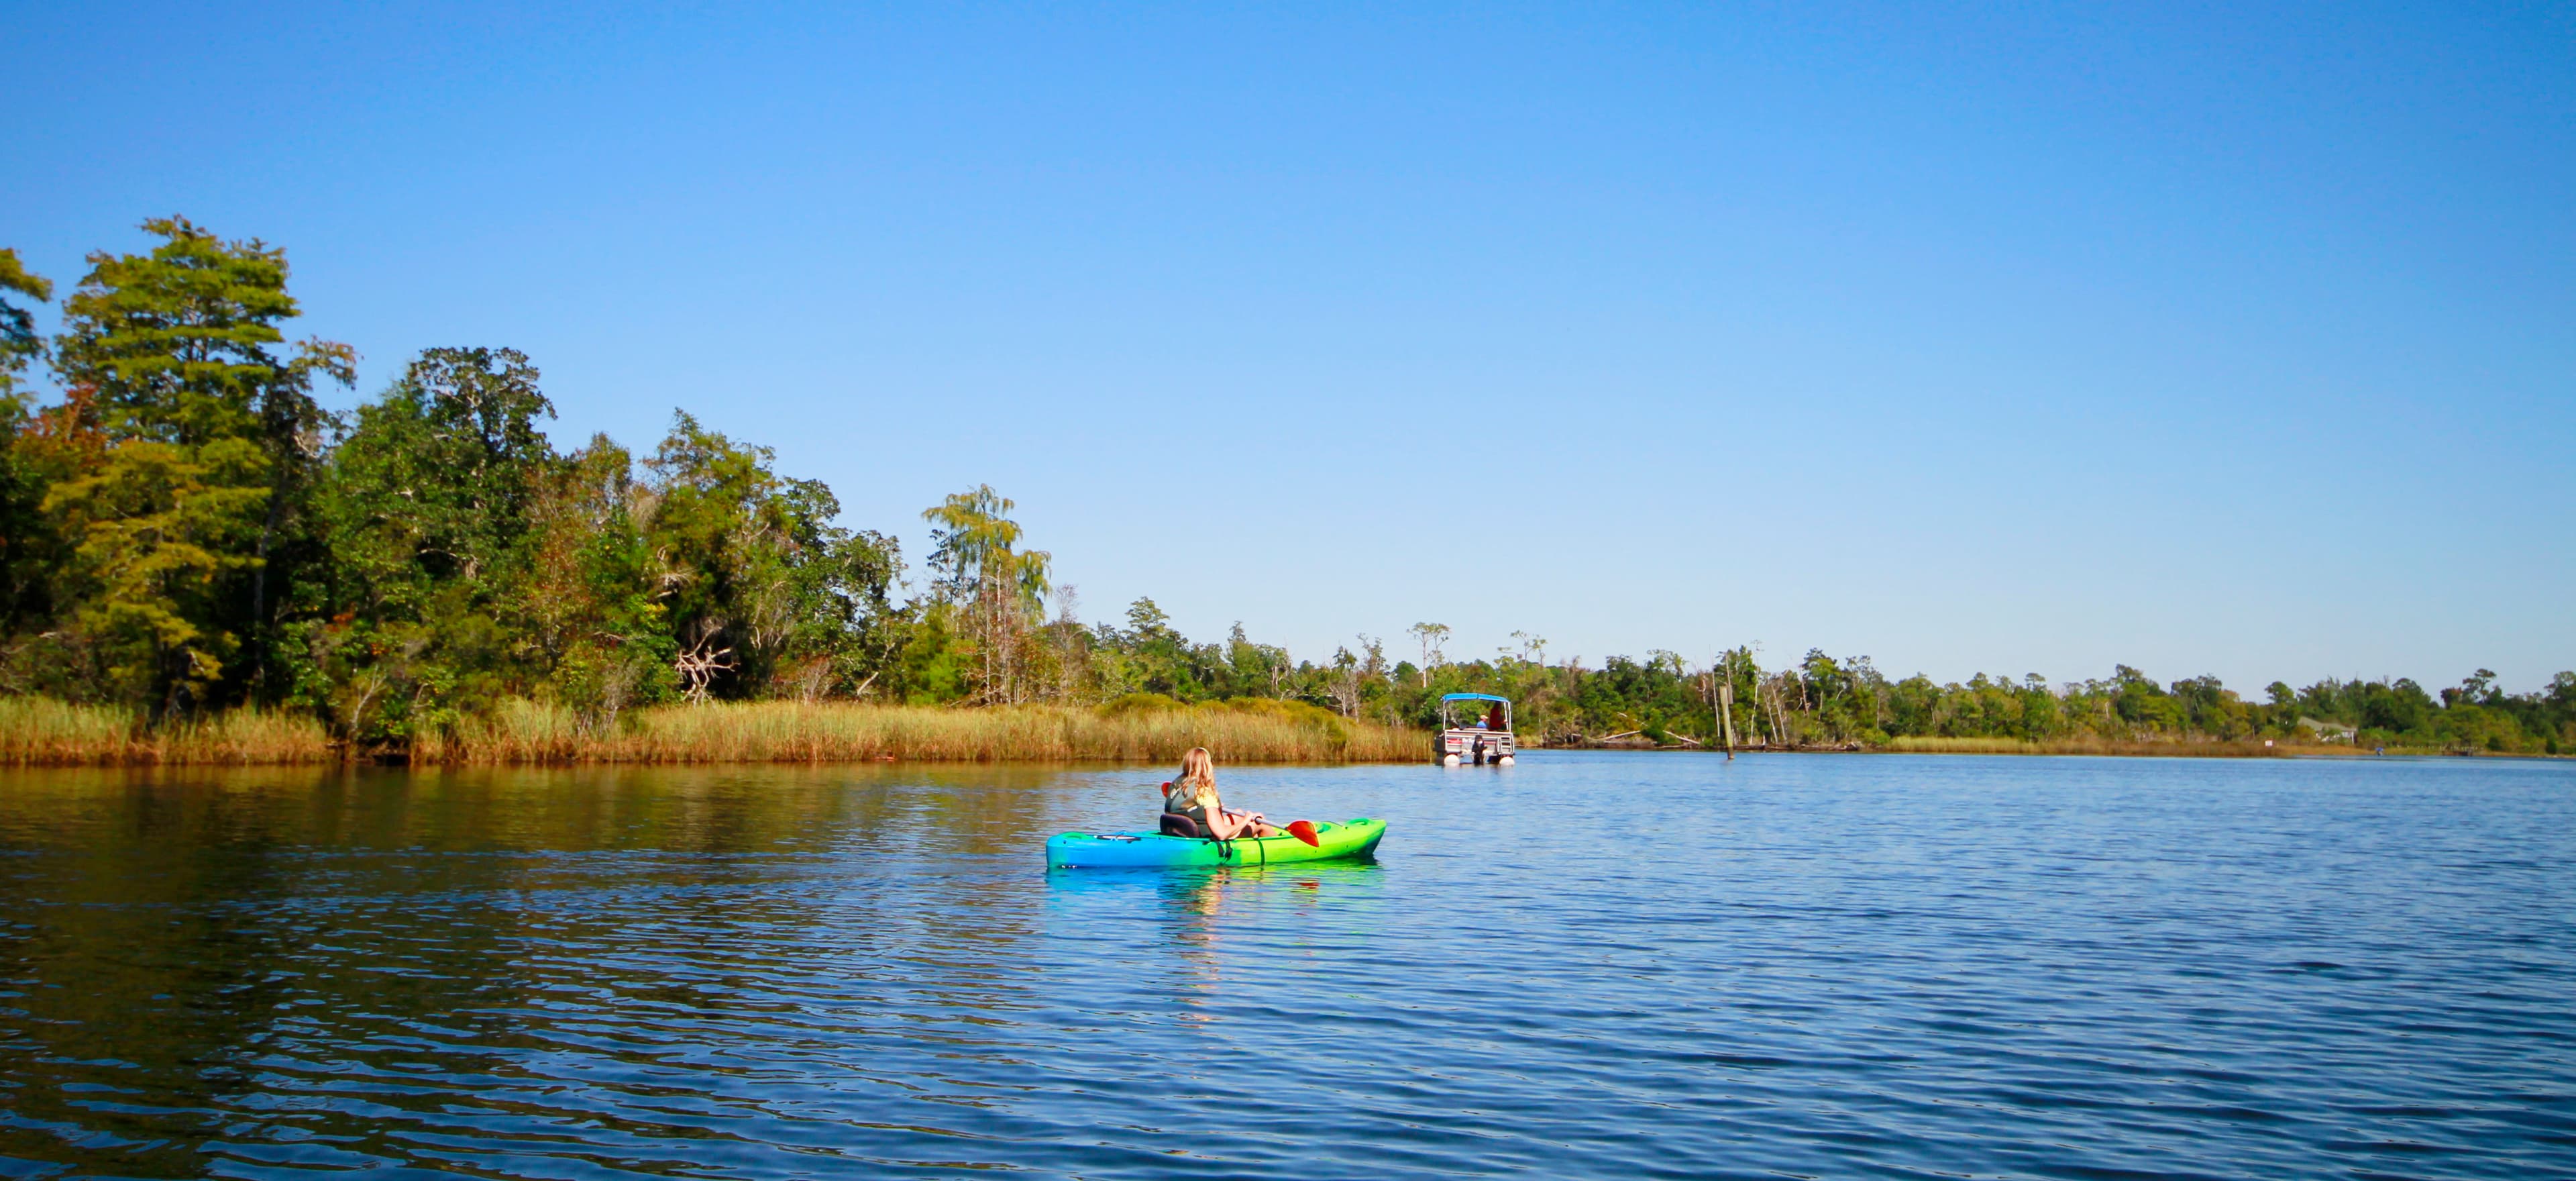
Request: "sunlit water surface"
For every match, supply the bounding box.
[1,752,2570,1178]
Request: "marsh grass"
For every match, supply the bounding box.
[0,697,332,765]
[426,698,1417,764]
[0,695,1418,765]
[11,698,2359,765]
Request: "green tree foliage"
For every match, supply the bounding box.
[645,412,900,703]
[0,250,56,633]
[0,221,926,742]
[290,348,556,741]
[920,484,1051,703]
[1302,639,2576,755]
[1,219,2568,760]
[285,393,906,743]
[42,218,353,715]
[1095,597,1209,699]
[42,438,269,714]
[522,437,677,733]
[0,248,50,402]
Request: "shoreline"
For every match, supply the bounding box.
[1,697,2557,769]
[1534,737,2561,760]
[0,699,1418,768]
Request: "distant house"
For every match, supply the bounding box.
[2297,717,2357,742]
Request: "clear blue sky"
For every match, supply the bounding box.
[9,2,2571,691]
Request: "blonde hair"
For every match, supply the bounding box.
[1175,747,1218,808]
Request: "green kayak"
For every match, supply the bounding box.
[1046,817,1386,869]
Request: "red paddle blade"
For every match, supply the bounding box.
[1287,820,1320,847]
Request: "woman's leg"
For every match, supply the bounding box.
[1234,812,1283,838]
[1219,809,1281,839]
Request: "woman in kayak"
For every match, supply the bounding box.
[1164,747,1283,839]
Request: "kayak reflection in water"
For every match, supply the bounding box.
[1162,747,1283,839]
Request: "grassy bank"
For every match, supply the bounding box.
[0,698,333,765]
[0,696,1418,766]
[418,698,1416,764]
[13,694,2476,766]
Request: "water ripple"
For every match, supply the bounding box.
[0,755,2569,1177]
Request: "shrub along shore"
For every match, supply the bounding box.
[0,697,1418,766]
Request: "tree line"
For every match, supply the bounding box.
[1,221,2567,756]
[1378,646,2573,756]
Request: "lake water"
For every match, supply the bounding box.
[1,752,2570,1178]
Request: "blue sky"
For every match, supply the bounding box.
[8,2,2571,690]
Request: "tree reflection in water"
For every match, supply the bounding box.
[0,762,1391,1174]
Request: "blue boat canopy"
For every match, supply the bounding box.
[1440,693,1511,704]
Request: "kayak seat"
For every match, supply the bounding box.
[1158,812,1207,839]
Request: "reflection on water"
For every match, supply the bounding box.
[1046,862,1391,1012]
[2,755,2571,1178]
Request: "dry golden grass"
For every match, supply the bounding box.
[0,697,332,765]
[11,697,2377,766]
[0,695,1420,766]
[425,698,1419,764]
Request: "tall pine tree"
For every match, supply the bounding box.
[46,217,352,717]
